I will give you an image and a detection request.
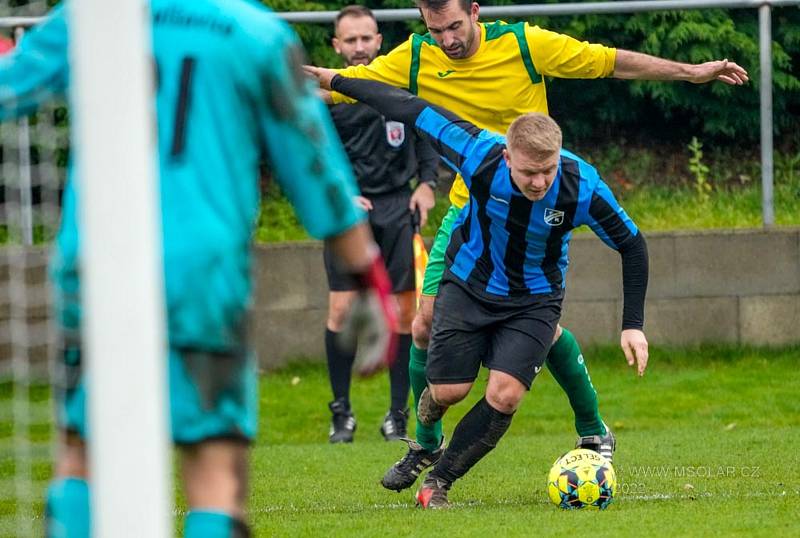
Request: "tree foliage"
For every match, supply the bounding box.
[530,0,800,143]
[264,0,799,145]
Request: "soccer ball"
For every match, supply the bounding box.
[547,448,616,510]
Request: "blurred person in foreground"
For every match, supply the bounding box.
[0,1,396,536]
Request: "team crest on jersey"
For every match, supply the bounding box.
[544,208,565,226]
[385,121,405,147]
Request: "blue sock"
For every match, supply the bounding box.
[185,510,249,538]
[45,478,90,538]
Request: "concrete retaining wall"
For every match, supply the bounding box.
[2,229,798,370]
[253,229,800,368]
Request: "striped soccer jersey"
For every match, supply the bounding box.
[428,110,638,296]
[331,20,617,208]
[331,75,640,298]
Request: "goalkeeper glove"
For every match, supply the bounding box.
[339,253,398,377]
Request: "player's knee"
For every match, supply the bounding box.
[485,389,522,414]
[326,293,355,332]
[411,298,434,348]
[486,374,526,415]
[430,383,469,406]
[411,315,430,348]
[396,291,415,334]
[326,307,349,332]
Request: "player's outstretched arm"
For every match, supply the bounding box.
[613,50,748,85]
[308,39,412,105]
[306,65,467,138]
[330,73,428,127]
[303,65,338,91]
[320,72,494,188]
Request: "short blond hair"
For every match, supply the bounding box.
[505,113,562,160]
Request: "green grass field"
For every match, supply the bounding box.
[238,346,800,536]
[3,346,799,536]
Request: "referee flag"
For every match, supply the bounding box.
[412,209,428,309]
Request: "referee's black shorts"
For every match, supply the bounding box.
[323,189,415,293]
[427,274,563,389]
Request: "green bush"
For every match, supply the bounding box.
[267,0,800,144]
[255,1,800,238]
[534,0,800,142]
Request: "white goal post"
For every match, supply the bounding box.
[68,1,171,537]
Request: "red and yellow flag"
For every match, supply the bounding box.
[412,230,428,309]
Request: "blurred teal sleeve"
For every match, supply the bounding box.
[258,24,364,240]
[0,3,69,120]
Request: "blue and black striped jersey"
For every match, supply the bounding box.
[331,74,648,329]
[433,123,639,296]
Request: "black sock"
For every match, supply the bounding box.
[325,328,355,403]
[431,397,514,485]
[389,334,412,411]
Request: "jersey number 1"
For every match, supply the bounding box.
[169,57,196,159]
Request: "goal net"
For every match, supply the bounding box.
[0,2,63,535]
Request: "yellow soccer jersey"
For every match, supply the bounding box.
[332,21,616,207]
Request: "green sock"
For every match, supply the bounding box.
[546,328,606,437]
[409,344,443,452]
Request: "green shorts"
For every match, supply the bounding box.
[422,204,462,297]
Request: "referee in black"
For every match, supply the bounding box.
[323,5,440,443]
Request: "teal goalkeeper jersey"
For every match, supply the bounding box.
[0,0,364,350]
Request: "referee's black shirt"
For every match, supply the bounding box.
[330,102,440,195]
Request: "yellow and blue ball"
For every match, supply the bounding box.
[547,448,616,510]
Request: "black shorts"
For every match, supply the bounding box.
[427,275,563,389]
[323,189,415,293]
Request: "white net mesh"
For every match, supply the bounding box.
[0,3,64,535]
